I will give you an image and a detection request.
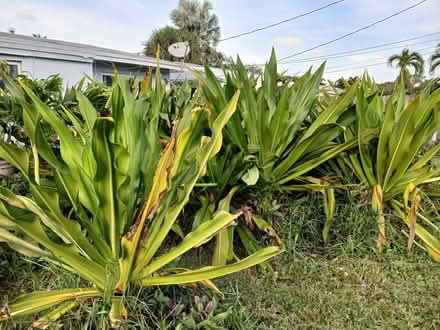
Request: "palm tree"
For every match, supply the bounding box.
[170,0,221,49]
[143,26,202,62]
[387,48,425,87]
[430,43,440,75]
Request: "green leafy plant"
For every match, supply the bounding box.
[196,49,359,187]
[176,295,231,330]
[63,75,111,116]
[194,49,366,246]
[0,63,280,327]
[324,76,440,256]
[0,63,27,146]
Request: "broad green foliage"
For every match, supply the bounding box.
[0,63,110,150]
[1,49,440,328]
[194,49,364,247]
[0,66,280,327]
[0,89,25,144]
[196,49,359,187]
[67,75,111,114]
[323,75,440,256]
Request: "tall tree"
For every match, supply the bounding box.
[170,0,221,48]
[170,0,223,65]
[143,26,223,66]
[143,0,224,66]
[430,43,440,75]
[387,48,425,87]
[143,26,201,63]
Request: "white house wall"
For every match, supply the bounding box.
[0,54,93,88]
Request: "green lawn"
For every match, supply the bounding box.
[218,256,439,329]
[218,196,440,329]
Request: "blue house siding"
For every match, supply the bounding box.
[94,61,170,85]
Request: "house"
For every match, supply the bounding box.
[320,85,345,97]
[0,31,223,87]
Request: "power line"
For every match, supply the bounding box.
[281,39,439,65]
[216,39,440,78]
[278,0,429,62]
[324,51,434,74]
[325,62,389,74]
[291,47,435,75]
[278,32,440,64]
[214,50,436,79]
[218,0,345,42]
[320,45,438,70]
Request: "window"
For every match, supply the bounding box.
[102,73,140,87]
[102,74,113,87]
[8,64,19,79]
[0,62,20,89]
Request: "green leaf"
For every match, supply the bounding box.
[0,141,29,178]
[138,246,281,286]
[32,301,80,329]
[131,91,241,277]
[77,91,98,132]
[300,80,357,142]
[19,81,82,168]
[376,97,394,184]
[0,227,51,258]
[241,166,259,186]
[1,288,102,320]
[213,187,240,266]
[0,188,106,287]
[92,118,120,258]
[137,210,241,279]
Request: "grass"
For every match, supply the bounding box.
[219,255,440,329]
[215,193,440,329]
[1,192,440,329]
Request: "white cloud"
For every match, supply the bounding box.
[274,37,304,48]
[417,22,440,34]
[346,54,384,63]
[15,8,37,22]
[0,1,168,53]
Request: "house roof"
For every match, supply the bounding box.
[0,32,222,75]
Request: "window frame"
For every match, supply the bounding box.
[102,73,114,87]
[0,61,21,89]
[102,73,141,87]
[6,61,21,78]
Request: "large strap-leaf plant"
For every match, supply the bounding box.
[323,76,440,257]
[0,66,281,327]
[193,49,364,253]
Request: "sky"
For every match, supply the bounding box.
[1,0,439,82]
